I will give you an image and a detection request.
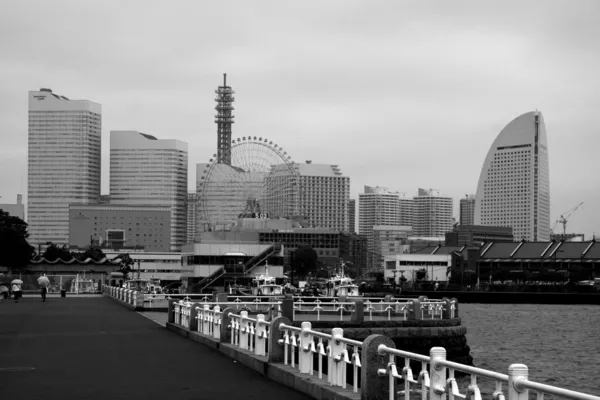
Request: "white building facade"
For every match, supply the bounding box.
[110,131,188,251]
[412,188,453,237]
[384,253,452,284]
[27,89,101,247]
[474,111,551,241]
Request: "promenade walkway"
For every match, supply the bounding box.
[0,296,311,400]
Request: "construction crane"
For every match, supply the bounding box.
[553,202,584,235]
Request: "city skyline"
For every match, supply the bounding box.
[1,1,598,238]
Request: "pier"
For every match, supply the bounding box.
[2,290,599,400]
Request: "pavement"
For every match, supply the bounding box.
[0,296,312,400]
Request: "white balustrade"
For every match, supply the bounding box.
[376,345,600,400]
[228,311,270,357]
[278,322,362,393]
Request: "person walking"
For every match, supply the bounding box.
[38,273,50,302]
[12,283,22,303]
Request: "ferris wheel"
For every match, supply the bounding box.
[197,137,300,230]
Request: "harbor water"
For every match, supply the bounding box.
[461,303,600,395]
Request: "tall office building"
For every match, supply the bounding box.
[474,111,551,241]
[110,131,188,250]
[398,195,414,227]
[28,89,101,248]
[186,192,198,244]
[460,195,476,225]
[348,199,356,233]
[412,188,453,237]
[358,186,403,269]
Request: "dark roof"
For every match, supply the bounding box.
[549,242,590,259]
[481,242,519,259]
[512,242,552,259]
[432,246,464,255]
[583,242,600,259]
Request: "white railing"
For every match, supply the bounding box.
[228,311,270,357]
[196,304,223,340]
[278,322,363,393]
[377,345,600,400]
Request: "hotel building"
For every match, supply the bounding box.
[474,111,551,241]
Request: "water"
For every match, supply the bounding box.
[461,303,600,396]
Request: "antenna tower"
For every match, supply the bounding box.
[215,73,235,165]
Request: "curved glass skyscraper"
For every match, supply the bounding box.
[474,111,550,241]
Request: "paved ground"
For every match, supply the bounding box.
[0,296,311,400]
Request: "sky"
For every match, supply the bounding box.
[0,0,598,237]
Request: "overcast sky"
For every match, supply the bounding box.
[1,0,598,237]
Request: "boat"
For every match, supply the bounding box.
[70,274,97,294]
[250,261,283,297]
[325,262,360,297]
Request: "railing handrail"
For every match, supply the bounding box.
[280,322,363,347]
[517,378,600,400]
[436,357,509,382]
[228,311,270,325]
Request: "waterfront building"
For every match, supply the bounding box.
[348,199,356,233]
[69,204,171,252]
[460,195,476,226]
[412,188,453,237]
[550,233,585,242]
[27,88,101,248]
[450,240,600,284]
[110,131,188,251]
[103,250,182,282]
[0,194,25,220]
[445,225,514,247]
[186,192,198,244]
[384,248,459,284]
[474,111,551,241]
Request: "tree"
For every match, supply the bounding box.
[292,246,318,277]
[416,268,428,281]
[42,243,72,262]
[112,254,134,280]
[0,211,35,273]
[76,246,106,262]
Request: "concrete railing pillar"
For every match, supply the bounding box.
[189,302,201,331]
[167,299,175,324]
[450,297,459,318]
[268,316,291,363]
[362,334,396,400]
[220,307,234,342]
[328,328,345,387]
[281,294,294,321]
[212,306,222,340]
[351,298,364,323]
[202,304,211,334]
[407,299,422,320]
[239,310,250,350]
[298,321,313,374]
[135,292,144,308]
[508,364,529,400]
[255,314,267,356]
[429,347,447,400]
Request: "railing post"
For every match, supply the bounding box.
[282,294,294,321]
[239,310,249,350]
[508,364,529,400]
[351,298,364,323]
[213,306,222,340]
[255,314,267,356]
[361,334,396,400]
[430,347,447,400]
[189,302,201,331]
[167,299,175,324]
[298,321,313,374]
[408,299,422,320]
[136,292,144,309]
[220,307,234,343]
[450,297,459,318]
[268,316,291,363]
[202,305,211,334]
[441,297,451,319]
[329,328,345,387]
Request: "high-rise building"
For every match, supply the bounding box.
[460,195,476,225]
[294,162,349,231]
[398,196,414,227]
[186,192,198,244]
[110,131,188,251]
[358,186,403,269]
[412,188,453,237]
[348,199,356,233]
[474,111,551,241]
[372,225,412,271]
[28,89,101,247]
